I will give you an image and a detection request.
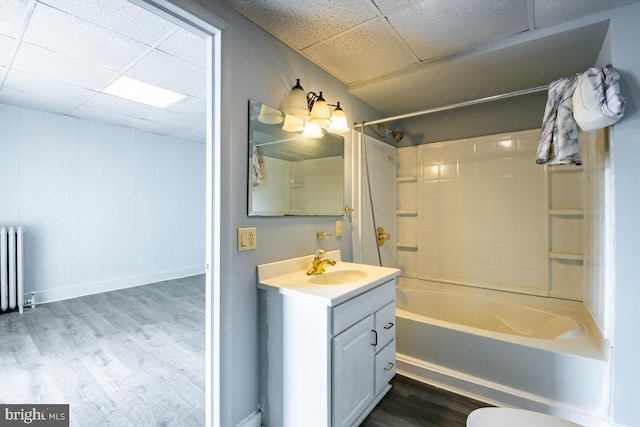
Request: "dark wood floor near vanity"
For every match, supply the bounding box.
[361,375,492,427]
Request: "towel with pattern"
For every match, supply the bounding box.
[573,64,626,132]
[536,75,581,165]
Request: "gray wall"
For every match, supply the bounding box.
[168,0,381,425]
[609,3,640,426]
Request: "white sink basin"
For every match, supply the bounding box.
[307,269,368,285]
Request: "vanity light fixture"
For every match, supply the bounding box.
[282,114,305,132]
[283,78,351,134]
[301,122,323,138]
[257,104,283,124]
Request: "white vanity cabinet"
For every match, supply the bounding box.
[258,255,399,427]
[331,283,397,427]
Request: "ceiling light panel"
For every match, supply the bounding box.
[386,0,529,61]
[23,4,148,70]
[303,18,418,84]
[223,0,377,49]
[157,28,207,69]
[12,43,118,90]
[38,0,178,45]
[85,91,162,118]
[126,50,206,96]
[0,0,29,38]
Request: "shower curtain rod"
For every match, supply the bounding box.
[353,84,549,129]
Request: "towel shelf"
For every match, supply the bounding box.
[396,176,418,183]
[548,252,584,261]
[548,209,584,216]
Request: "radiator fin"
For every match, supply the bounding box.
[1,226,24,314]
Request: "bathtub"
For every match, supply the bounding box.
[395,277,610,426]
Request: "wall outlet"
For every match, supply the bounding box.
[335,220,342,237]
[238,227,257,251]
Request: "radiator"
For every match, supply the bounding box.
[1,226,24,314]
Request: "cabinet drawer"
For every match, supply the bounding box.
[375,301,395,350]
[333,280,395,335]
[375,340,396,396]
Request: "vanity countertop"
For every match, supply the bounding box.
[257,250,401,306]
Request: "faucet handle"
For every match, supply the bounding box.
[316,232,333,240]
[314,248,326,259]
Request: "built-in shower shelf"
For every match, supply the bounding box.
[549,209,583,216]
[396,242,418,249]
[547,166,584,173]
[396,176,418,183]
[548,251,584,261]
[396,209,418,216]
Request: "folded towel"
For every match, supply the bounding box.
[252,145,263,186]
[573,64,626,131]
[536,75,582,165]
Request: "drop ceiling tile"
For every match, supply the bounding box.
[171,128,206,143]
[12,42,118,90]
[83,93,161,119]
[303,18,418,83]
[127,117,180,136]
[4,68,96,104]
[0,35,15,67]
[126,50,205,96]
[165,96,206,120]
[0,0,29,38]
[0,86,77,115]
[157,28,207,69]
[224,0,376,49]
[145,108,204,131]
[38,0,177,46]
[370,0,427,15]
[71,104,138,127]
[534,0,626,28]
[23,3,148,71]
[387,0,529,61]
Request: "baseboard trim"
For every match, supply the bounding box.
[396,353,612,427]
[24,266,205,305]
[236,410,261,427]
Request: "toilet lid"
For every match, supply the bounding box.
[467,408,582,427]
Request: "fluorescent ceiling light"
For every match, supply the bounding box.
[102,76,186,108]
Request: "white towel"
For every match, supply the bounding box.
[573,64,626,132]
[536,76,581,165]
[252,145,263,186]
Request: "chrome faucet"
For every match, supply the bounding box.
[306,249,336,275]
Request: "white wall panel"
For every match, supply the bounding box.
[0,102,205,303]
[0,104,20,224]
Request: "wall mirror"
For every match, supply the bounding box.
[248,99,345,216]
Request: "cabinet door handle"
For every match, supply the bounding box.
[384,362,395,371]
[371,330,377,346]
[384,322,394,330]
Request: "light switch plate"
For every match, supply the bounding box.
[238,227,257,251]
[335,220,342,237]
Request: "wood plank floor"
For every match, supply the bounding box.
[361,374,492,427]
[0,275,205,427]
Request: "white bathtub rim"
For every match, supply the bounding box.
[397,277,609,360]
[396,353,613,427]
